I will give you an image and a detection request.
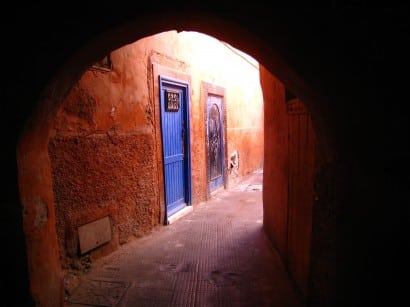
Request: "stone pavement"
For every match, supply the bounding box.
[65,169,305,307]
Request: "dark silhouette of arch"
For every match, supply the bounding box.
[1,5,402,307]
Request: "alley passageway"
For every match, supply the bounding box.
[65,169,304,307]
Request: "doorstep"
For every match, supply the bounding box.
[167,205,193,225]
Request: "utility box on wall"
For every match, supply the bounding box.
[78,216,112,255]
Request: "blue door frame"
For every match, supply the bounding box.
[159,76,192,222]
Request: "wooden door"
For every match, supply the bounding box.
[287,98,316,298]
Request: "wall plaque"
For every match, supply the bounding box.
[165,90,180,111]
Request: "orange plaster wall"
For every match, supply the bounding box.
[259,65,288,260]
[49,44,158,271]
[17,107,64,306]
[260,66,320,300]
[225,73,264,181]
[48,31,264,272]
[165,31,264,189]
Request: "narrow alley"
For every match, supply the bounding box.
[65,169,304,307]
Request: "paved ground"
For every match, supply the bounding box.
[65,169,305,307]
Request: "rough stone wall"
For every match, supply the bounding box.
[49,133,157,268]
[49,42,158,269]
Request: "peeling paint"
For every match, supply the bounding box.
[34,198,48,227]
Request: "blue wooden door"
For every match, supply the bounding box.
[159,76,191,220]
[207,95,224,192]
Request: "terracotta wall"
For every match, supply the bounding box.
[260,66,318,300]
[260,65,288,260]
[48,31,264,270]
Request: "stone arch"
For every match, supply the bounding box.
[16,11,334,306]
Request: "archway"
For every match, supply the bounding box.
[16,11,333,307]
